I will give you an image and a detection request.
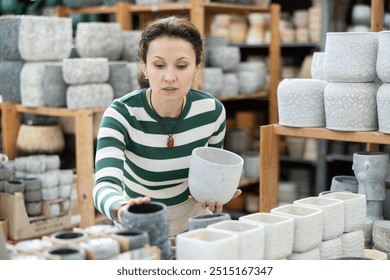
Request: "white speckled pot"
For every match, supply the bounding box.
[176,228,239,260]
[294,196,344,241]
[277,78,327,127]
[208,220,265,260]
[376,31,390,82]
[271,204,323,253]
[239,212,294,260]
[207,46,241,72]
[321,192,366,233]
[376,83,390,134]
[203,67,224,97]
[324,82,378,131]
[324,32,379,82]
[311,52,325,80]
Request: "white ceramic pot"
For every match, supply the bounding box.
[203,67,224,97]
[294,196,344,241]
[241,151,260,180]
[277,78,327,127]
[311,52,325,80]
[324,82,378,131]
[176,228,239,260]
[376,31,390,82]
[321,192,366,233]
[287,247,320,260]
[271,204,323,253]
[208,220,265,260]
[340,230,365,258]
[376,83,390,134]
[324,32,379,82]
[207,46,240,72]
[239,212,294,260]
[318,237,342,260]
[188,147,243,204]
[372,220,390,252]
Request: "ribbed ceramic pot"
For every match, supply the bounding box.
[330,175,358,193]
[188,212,231,231]
[352,151,389,200]
[340,230,365,258]
[277,78,327,127]
[239,212,294,260]
[318,237,342,260]
[208,220,265,260]
[294,196,344,241]
[271,204,324,253]
[287,247,320,260]
[111,230,150,252]
[176,228,239,260]
[324,32,379,82]
[376,31,390,82]
[322,192,366,233]
[188,147,243,204]
[324,82,378,131]
[376,83,390,134]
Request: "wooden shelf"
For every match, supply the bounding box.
[0,103,104,228]
[218,90,268,102]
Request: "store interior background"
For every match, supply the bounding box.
[0,0,389,219]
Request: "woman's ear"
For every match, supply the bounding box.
[140,62,148,79]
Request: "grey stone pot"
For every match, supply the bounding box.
[45,246,87,260]
[0,61,24,103]
[0,167,13,181]
[330,176,359,193]
[25,201,42,216]
[121,201,171,259]
[112,230,150,252]
[366,200,384,221]
[43,64,67,108]
[66,83,114,110]
[4,179,25,194]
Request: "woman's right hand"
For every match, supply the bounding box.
[117,196,151,223]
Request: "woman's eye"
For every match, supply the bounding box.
[155,64,165,69]
[177,65,187,69]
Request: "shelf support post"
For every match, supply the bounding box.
[1,103,21,160]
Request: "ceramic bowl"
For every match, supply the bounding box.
[278,78,327,127]
[239,212,294,260]
[364,248,388,260]
[324,32,379,82]
[271,204,324,253]
[188,147,243,204]
[324,82,378,131]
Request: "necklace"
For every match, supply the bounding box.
[149,89,184,148]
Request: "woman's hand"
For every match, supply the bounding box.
[188,189,242,213]
[117,196,151,223]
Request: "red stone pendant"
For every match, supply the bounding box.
[167,136,174,148]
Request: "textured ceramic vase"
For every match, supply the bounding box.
[318,237,342,260]
[352,151,389,200]
[324,32,379,82]
[376,31,390,82]
[324,82,378,131]
[176,228,239,260]
[121,202,173,260]
[207,46,241,72]
[239,212,294,260]
[188,147,243,204]
[208,220,265,260]
[188,213,231,231]
[294,196,344,241]
[376,83,390,134]
[277,78,327,127]
[271,204,324,253]
[372,220,390,252]
[340,230,365,258]
[321,192,366,233]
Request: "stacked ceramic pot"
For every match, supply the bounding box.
[0,16,73,107]
[323,32,379,132]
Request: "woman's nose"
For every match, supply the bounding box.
[164,68,177,82]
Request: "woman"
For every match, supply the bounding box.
[93,16,241,236]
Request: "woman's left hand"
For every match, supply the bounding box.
[188,189,242,213]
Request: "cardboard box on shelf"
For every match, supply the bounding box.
[0,192,74,241]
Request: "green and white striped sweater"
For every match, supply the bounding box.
[93,87,226,235]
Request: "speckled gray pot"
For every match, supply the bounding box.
[5,179,25,194]
[0,60,24,103]
[108,61,132,99]
[120,30,142,62]
[0,167,13,181]
[43,64,67,107]
[324,82,378,131]
[188,213,231,231]
[45,245,87,260]
[62,58,110,85]
[203,67,224,97]
[75,23,124,61]
[112,230,150,252]
[330,176,358,193]
[207,46,241,72]
[66,83,114,110]
[122,202,170,251]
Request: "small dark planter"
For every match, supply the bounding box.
[46,246,86,260]
[188,212,231,231]
[112,230,150,252]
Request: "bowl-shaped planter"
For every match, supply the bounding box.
[239,212,294,260]
[376,83,390,134]
[188,212,231,231]
[324,32,379,82]
[271,204,323,253]
[188,147,243,204]
[278,78,327,127]
[376,31,390,82]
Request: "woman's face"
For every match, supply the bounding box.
[142,36,199,102]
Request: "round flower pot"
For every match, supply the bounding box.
[330,175,358,193]
[188,147,243,204]
[376,31,390,82]
[376,83,390,134]
[45,245,86,260]
[372,220,390,252]
[319,237,342,260]
[112,230,150,252]
[188,212,231,231]
[340,230,365,258]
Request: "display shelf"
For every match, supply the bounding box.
[259,124,390,212]
[0,102,104,229]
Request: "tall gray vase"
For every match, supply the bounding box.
[121,202,173,260]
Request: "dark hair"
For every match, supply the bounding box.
[137,16,204,88]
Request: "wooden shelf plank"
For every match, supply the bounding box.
[13,104,105,118]
[218,90,268,102]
